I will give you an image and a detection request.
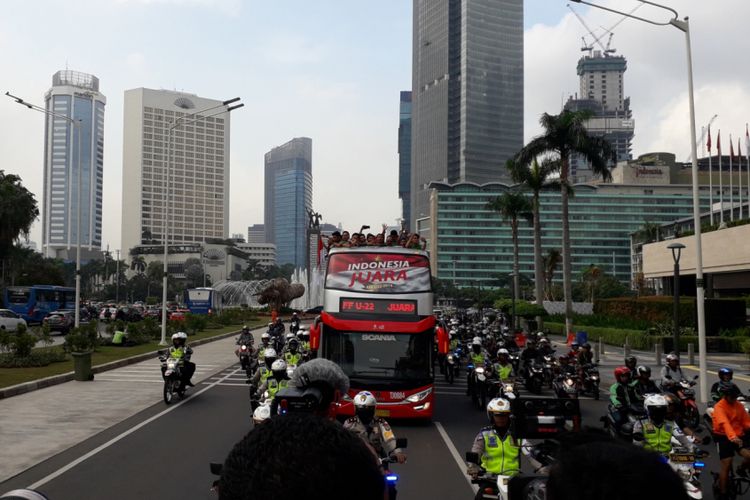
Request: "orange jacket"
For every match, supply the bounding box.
[436,326,449,355]
[713,398,750,441]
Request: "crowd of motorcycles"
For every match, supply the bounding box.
[438,316,600,411]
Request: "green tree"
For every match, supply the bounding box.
[487,191,532,327]
[4,245,65,286]
[0,171,39,285]
[130,255,147,274]
[514,110,615,334]
[184,258,204,287]
[507,157,559,306]
[543,248,562,301]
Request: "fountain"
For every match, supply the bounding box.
[212,280,273,308]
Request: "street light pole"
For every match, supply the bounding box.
[159,98,243,346]
[573,0,710,403]
[6,92,84,328]
[509,272,516,332]
[668,243,685,356]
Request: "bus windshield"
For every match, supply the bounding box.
[322,330,431,381]
[7,288,31,304]
[325,252,431,294]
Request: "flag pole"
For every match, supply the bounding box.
[739,136,744,220]
[730,134,735,222]
[746,124,750,219]
[707,126,713,225]
[718,131,724,224]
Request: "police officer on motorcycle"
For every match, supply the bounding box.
[257,359,289,400]
[343,391,407,464]
[494,348,515,381]
[284,338,302,367]
[249,347,278,389]
[467,398,527,483]
[162,332,195,388]
[632,394,687,455]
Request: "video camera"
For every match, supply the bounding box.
[271,386,324,416]
[510,397,580,439]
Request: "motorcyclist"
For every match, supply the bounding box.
[521,339,541,367]
[343,391,407,464]
[712,367,739,402]
[630,365,659,401]
[609,366,633,433]
[633,394,687,455]
[624,355,638,374]
[577,343,594,366]
[298,329,311,352]
[258,332,272,362]
[713,382,750,499]
[257,359,289,400]
[467,398,529,485]
[537,338,555,357]
[566,341,580,360]
[249,347,278,389]
[660,353,685,393]
[163,332,195,388]
[494,349,515,381]
[290,312,300,334]
[284,338,302,367]
[467,338,488,395]
[236,326,254,351]
[558,355,577,377]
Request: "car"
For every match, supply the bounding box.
[0,309,28,332]
[304,305,323,315]
[43,310,76,334]
[168,308,190,321]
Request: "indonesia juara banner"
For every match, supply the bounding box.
[325,252,431,293]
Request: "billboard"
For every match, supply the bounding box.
[325,252,431,294]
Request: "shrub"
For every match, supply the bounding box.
[184,313,208,335]
[547,313,651,331]
[0,323,38,358]
[63,323,100,353]
[0,349,67,368]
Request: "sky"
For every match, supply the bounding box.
[2,0,749,255]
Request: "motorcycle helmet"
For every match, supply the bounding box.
[263,348,278,366]
[664,392,680,413]
[285,332,296,342]
[719,367,734,382]
[261,332,271,343]
[624,355,637,370]
[171,331,187,347]
[665,353,679,364]
[472,337,482,345]
[252,404,271,424]
[613,366,631,383]
[719,381,741,398]
[486,397,512,422]
[299,329,309,340]
[497,348,510,357]
[354,390,377,425]
[271,358,287,378]
[288,338,299,352]
[636,365,651,378]
[582,343,591,350]
[644,394,668,425]
[242,325,250,332]
[538,338,550,346]
[570,341,580,350]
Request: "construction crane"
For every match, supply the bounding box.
[568,3,643,56]
[686,114,718,162]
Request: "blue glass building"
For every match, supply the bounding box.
[42,70,105,260]
[264,138,312,268]
[398,91,412,225]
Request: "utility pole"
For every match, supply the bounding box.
[115,249,120,304]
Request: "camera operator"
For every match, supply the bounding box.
[282,358,350,419]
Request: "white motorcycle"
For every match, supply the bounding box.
[666,435,709,499]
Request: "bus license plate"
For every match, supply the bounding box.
[375,409,390,417]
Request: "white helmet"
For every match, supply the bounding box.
[644,393,668,409]
[486,397,511,420]
[644,393,668,423]
[497,348,510,357]
[252,404,271,424]
[263,348,277,359]
[472,337,482,346]
[449,329,457,336]
[286,332,296,341]
[666,353,679,363]
[353,390,377,409]
[271,359,287,372]
[261,332,271,341]
[171,331,188,341]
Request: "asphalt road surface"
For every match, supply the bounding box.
[3,345,748,499]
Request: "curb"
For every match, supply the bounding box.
[0,327,246,400]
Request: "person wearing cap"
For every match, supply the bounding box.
[714,382,750,498]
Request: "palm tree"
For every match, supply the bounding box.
[507,157,559,307]
[543,249,562,301]
[515,110,615,336]
[130,255,147,274]
[487,191,532,328]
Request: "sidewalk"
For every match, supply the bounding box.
[0,330,254,483]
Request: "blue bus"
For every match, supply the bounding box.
[4,285,76,324]
[185,288,222,315]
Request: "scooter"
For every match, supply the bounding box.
[523,361,545,395]
[603,403,647,440]
[553,373,579,399]
[580,363,600,400]
[664,375,700,428]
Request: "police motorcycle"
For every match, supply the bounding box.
[159,352,186,405]
[380,438,408,500]
[665,435,710,499]
[579,363,600,400]
[446,342,466,385]
[235,339,256,377]
[289,314,301,334]
[468,361,494,410]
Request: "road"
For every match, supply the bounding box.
[2,337,748,499]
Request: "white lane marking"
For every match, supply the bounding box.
[92,379,164,384]
[28,367,242,490]
[434,421,478,494]
[434,391,468,396]
[202,382,250,387]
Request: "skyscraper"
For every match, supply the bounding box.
[121,88,231,256]
[264,137,312,268]
[564,51,634,182]
[410,0,524,229]
[398,91,412,225]
[42,70,105,260]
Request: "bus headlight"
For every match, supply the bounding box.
[405,388,432,403]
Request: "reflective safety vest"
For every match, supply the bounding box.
[169,347,185,359]
[471,353,485,366]
[267,378,289,399]
[641,421,674,454]
[481,430,520,476]
[495,363,513,380]
[300,341,310,352]
[285,352,301,366]
[259,366,270,382]
[112,331,125,345]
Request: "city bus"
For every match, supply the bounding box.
[185,287,223,315]
[3,285,76,323]
[310,247,435,420]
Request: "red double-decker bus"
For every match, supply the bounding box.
[310,247,435,420]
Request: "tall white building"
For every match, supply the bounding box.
[121,88,231,257]
[42,70,105,260]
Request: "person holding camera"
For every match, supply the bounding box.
[467,397,528,484]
